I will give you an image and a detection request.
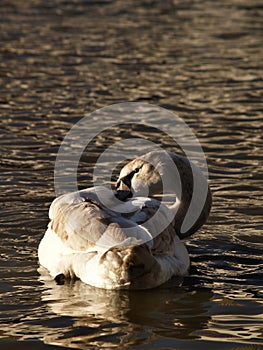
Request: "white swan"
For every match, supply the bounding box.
[38,151,211,289]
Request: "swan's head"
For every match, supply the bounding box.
[116,150,212,238]
[116,156,162,197]
[116,150,183,198]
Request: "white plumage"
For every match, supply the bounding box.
[38,151,211,289]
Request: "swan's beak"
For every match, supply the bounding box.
[115,190,132,201]
[116,179,130,192]
[115,179,133,201]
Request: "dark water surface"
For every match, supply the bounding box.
[1,0,263,349]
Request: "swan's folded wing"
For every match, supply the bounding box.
[48,189,116,251]
[47,188,152,252]
[129,198,177,254]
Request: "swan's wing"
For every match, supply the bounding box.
[140,200,178,254]
[49,193,111,251]
[117,197,177,254]
[49,187,153,252]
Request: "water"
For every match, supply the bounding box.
[1,0,263,349]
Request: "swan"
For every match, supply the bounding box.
[38,151,211,289]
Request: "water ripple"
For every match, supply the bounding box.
[0,0,262,349]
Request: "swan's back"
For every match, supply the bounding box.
[38,186,189,289]
[48,186,155,251]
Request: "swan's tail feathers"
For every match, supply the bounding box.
[122,245,157,279]
[99,244,159,289]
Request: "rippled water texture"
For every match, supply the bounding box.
[1,0,263,349]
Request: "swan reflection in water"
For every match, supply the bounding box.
[39,269,263,349]
[39,268,213,349]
